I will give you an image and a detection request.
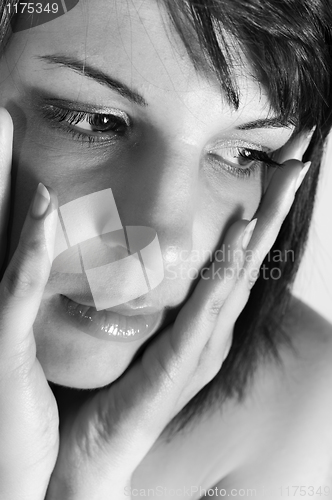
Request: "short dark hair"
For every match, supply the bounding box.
[160,0,332,437]
[0,1,14,48]
[1,0,332,437]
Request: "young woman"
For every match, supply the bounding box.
[0,1,332,498]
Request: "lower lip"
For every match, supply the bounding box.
[59,295,163,342]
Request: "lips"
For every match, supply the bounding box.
[65,292,164,316]
[59,294,164,342]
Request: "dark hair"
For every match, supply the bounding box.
[1,0,332,437]
[0,1,12,48]
[161,0,332,438]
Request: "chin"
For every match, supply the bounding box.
[33,293,166,389]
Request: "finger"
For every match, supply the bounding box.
[0,108,13,270]
[273,127,315,164]
[249,127,315,262]
[141,218,249,394]
[219,158,311,331]
[88,222,251,455]
[206,219,258,357]
[46,219,253,499]
[166,219,256,377]
[183,152,309,372]
[246,159,304,267]
[0,183,58,369]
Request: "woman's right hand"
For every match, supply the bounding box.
[0,108,59,500]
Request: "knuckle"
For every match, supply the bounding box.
[204,268,241,321]
[3,264,35,298]
[2,243,43,299]
[247,274,258,291]
[19,233,43,258]
[206,295,226,320]
[243,265,260,292]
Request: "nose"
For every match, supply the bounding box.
[117,141,200,267]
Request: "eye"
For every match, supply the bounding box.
[207,144,281,178]
[220,146,258,168]
[70,112,129,135]
[40,104,131,143]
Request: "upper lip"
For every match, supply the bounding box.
[106,304,164,316]
[63,294,164,316]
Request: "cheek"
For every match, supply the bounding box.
[6,104,127,260]
[192,166,264,257]
[161,168,263,293]
[6,98,264,309]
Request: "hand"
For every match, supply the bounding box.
[0,108,59,500]
[45,132,313,500]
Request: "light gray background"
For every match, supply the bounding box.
[293,132,332,323]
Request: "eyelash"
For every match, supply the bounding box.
[41,105,282,178]
[209,148,282,179]
[40,106,131,144]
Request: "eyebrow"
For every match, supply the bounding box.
[236,117,292,130]
[36,54,148,107]
[36,54,292,131]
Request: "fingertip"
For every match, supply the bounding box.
[241,218,258,252]
[0,108,14,146]
[224,219,252,248]
[44,185,59,213]
[274,128,315,164]
[0,107,13,128]
[281,158,304,170]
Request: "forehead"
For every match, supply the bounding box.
[4,0,273,123]
[12,0,198,88]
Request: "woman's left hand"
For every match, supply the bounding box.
[45,134,312,500]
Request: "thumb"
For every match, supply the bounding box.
[0,183,58,366]
[0,108,13,272]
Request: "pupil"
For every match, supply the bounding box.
[90,114,126,134]
[92,115,110,130]
[238,149,253,166]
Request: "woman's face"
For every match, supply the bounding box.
[0,0,293,388]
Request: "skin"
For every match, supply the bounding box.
[0,1,330,498]
[0,0,297,389]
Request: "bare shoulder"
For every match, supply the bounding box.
[246,294,332,410]
[283,294,332,379]
[210,297,332,498]
[287,294,332,339]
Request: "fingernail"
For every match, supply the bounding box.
[242,218,258,251]
[295,161,311,193]
[299,128,315,157]
[276,127,315,163]
[31,183,51,219]
[222,334,233,362]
